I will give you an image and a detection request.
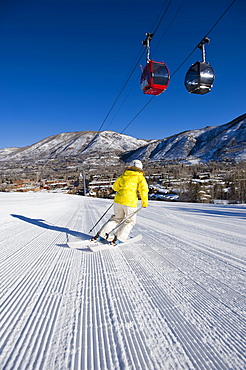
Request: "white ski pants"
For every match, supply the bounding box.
[98,203,137,242]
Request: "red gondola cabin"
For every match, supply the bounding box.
[141,60,170,96]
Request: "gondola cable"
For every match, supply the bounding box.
[93,96,155,157]
[151,0,174,36]
[153,0,186,54]
[140,1,174,96]
[172,0,237,77]
[83,0,237,161]
[107,0,185,129]
[80,0,174,154]
[94,0,174,131]
[124,0,237,131]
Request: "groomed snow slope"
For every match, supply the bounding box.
[0,192,245,370]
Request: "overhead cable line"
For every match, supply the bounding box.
[120,97,155,135]
[80,0,173,154]
[87,0,237,167]
[96,96,155,156]
[80,49,146,154]
[118,0,237,135]
[171,0,237,77]
[98,0,173,133]
[97,48,145,132]
[151,0,173,36]
[153,0,186,54]
[107,0,185,130]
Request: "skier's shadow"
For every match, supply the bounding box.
[11,214,90,247]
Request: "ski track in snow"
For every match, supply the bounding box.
[0,192,245,370]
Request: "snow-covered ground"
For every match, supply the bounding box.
[0,192,245,370]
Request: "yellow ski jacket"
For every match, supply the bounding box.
[113,168,149,208]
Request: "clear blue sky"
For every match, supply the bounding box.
[0,0,245,148]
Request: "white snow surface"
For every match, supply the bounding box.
[0,192,245,370]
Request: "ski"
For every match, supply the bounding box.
[67,238,109,249]
[88,234,142,252]
[67,234,142,251]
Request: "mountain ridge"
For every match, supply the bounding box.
[0,114,245,165]
[122,113,246,163]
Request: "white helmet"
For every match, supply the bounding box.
[130,160,143,170]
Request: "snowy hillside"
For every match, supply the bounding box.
[123,113,246,163]
[0,192,245,369]
[0,147,19,161]
[0,114,245,166]
[0,131,149,163]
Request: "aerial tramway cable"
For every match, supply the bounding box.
[120,0,237,133]
[98,0,174,130]
[80,0,174,154]
[83,0,237,158]
[140,1,174,96]
[171,0,237,77]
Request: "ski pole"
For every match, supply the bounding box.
[89,203,114,233]
[105,206,142,238]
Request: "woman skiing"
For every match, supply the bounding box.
[91,160,149,245]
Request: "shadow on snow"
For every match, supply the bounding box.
[10,214,91,244]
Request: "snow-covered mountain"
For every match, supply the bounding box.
[0,114,245,165]
[0,131,150,164]
[123,113,246,163]
[0,147,20,160]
